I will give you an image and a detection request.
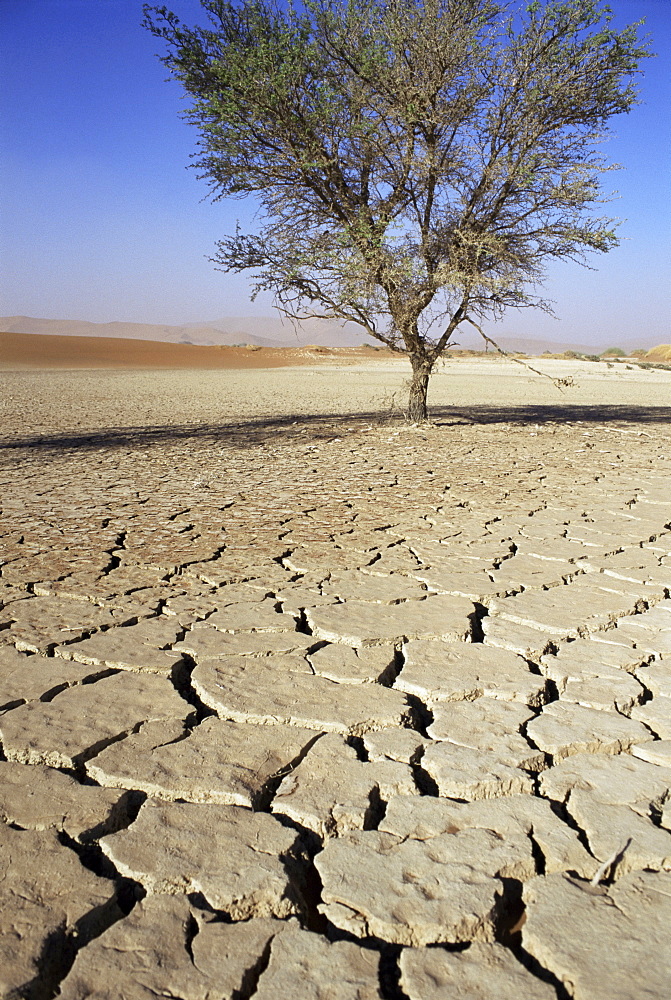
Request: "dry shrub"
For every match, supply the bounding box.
[244,343,262,351]
[645,344,671,361]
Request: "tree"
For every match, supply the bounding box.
[144,0,650,420]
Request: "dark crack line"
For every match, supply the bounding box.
[236,934,275,1000]
[410,745,440,797]
[18,832,146,1000]
[169,655,217,725]
[378,944,412,1000]
[510,942,574,1000]
[402,693,434,738]
[254,731,325,812]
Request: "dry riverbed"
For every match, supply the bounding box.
[1,357,671,999]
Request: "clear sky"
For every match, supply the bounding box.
[0,0,669,347]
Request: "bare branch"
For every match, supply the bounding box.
[463,315,575,390]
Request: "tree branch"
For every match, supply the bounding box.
[463,315,574,390]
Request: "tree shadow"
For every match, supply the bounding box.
[0,411,378,455]
[432,403,671,426]
[1,403,670,456]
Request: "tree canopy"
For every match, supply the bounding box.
[144,0,650,419]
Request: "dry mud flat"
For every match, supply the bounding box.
[1,358,671,1000]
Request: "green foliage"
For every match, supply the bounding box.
[144,0,650,414]
[600,346,626,356]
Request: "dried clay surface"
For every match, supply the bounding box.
[1,357,670,999]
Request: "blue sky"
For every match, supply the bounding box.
[0,0,669,346]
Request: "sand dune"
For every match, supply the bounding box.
[0,331,361,370]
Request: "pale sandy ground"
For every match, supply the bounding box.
[1,357,671,1000]
[2,356,671,434]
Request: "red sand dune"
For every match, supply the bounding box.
[0,332,354,370]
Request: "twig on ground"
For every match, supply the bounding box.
[601,427,653,437]
[376,384,418,424]
[590,838,632,886]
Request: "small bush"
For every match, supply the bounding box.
[631,349,647,357]
[600,346,626,357]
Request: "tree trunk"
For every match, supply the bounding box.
[408,356,433,422]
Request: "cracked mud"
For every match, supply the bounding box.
[1,360,671,999]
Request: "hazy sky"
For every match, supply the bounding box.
[1,0,669,346]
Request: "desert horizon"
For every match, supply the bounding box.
[2,312,659,357]
[3,330,671,376]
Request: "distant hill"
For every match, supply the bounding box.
[466,335,598,355]
[0,315,371,349]
[0,314,654,356]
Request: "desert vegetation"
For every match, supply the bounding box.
[601,347,627,357]
[646,344,671,362]
[144,0,649,419]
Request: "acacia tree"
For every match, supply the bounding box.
[144,0,649,420]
